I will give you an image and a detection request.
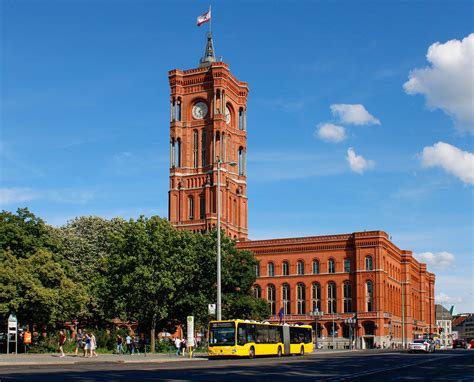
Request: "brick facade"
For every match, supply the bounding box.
[168,36,436,348]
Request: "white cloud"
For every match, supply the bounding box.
[330,104,381,125]
[315,123,347,143]
[435,292,462,304]
[404,33,474,134]
[346,148,375,174]
[420,142,474,184]
[415,251,455,269]
[0,188,38,206]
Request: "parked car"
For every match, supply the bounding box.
[470,339,474,349]
[453,339,468,349]
[408,339,435,353]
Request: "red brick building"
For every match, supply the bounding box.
[168,34,436,348]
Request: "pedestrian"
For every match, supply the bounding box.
[133,336,140,355]
[89,332,98,357]
[23,329,32,354]
[58,330,66,357]
[84,333,91,357]
[75,329,84,356]
[181,338,187,357]
[125,333,133,355]
[116,334,124,355]
[174,337,181,356]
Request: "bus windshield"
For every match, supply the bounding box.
[209,322,235,346]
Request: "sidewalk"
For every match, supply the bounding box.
[0,352,208,367]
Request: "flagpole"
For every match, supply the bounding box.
[209,4,212,34]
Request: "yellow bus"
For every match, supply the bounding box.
[208,319,313,358]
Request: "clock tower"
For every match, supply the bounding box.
[168,32,248,240]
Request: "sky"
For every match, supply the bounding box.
[1,0,473,312]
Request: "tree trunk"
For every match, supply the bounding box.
[150,315,157,353]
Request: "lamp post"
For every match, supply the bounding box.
[311,309,324,349]
[216,159,237,321]
[332,314,340,350]
[344,317,356,350]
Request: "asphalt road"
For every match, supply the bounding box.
[0,350,473,382]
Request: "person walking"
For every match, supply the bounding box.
[132,336,140,355]
[181,338,187,357]
[174,337,181,356]
[74,329,84,356]
[116,334,124,355]
[84,333,91,357]
[89,332,98,357]
[125,334,133,355]
[58,330,66,357]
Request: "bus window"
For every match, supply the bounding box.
[247,324,256,343]
[209,322,236,346]
[237,323,247,346]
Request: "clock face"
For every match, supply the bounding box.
[192,102,208,119]
[225,106,231,124]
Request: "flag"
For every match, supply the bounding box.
[279,308,284,323]
[197,8,211,26]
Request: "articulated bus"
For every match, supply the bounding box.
[208,319,313,358]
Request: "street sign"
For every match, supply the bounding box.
[208,304,216,316]
[7,313,18,354]
[187,316,194,346]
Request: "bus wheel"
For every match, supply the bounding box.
[249,346,255,359]
[300,346,305,356]
[277,346,282,357]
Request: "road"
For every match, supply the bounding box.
[0,350,473,381]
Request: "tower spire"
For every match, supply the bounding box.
[199,31,216,67]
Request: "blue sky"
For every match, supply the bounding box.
[1,1,473,311]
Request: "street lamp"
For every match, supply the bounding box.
[344,316,356,350]
[332,314,340,350]
[311,309,324,349]
[216,158,237,321]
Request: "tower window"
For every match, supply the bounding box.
[366,280,374,312]
[193,130,198,168]
[175,100,181,121]
[175,138,181,168]
[238,108,245,130]
[201,130,207,168]
[238,147,245,176]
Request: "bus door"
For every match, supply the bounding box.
[283,325,291,355]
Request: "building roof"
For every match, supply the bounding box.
[435,304,453,320]
[452,314,472,327]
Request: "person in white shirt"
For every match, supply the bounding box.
[126,334,132,355]
[175,337,181,356]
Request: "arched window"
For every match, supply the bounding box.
[188,196,194,220]
[201,130,207,167]
[328,259,335,273]
[282,261,289,276]
[297,260,305,275]
[268,262,275,277]
[327,282,336,313]
[193,130,198,168]
[255,263,260,278]
[312,283,321,313]
[238,108,245,130]
[253,284,261,299]
[238,147,245,176]
[175,99,181,121]
[344,258,351,273]
[343,282,352,313]
[365,256,373,271]
[366,281,374,312]
[199,194,205,219]
[297,283,306,314]
[312,260,320,274]
[175,138,181,168]
[282,284,291,314]
[267,284,276,315]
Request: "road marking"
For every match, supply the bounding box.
[328,354,462,382]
